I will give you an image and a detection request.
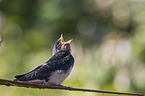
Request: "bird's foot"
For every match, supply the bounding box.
[55,84,71,88]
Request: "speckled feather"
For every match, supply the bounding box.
[14,50,74,83]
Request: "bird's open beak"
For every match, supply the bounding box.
[60,34,73,44]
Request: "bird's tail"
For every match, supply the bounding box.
[13,74,24,81]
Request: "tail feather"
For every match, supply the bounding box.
[15,74,24,78]
[14,74,25,81]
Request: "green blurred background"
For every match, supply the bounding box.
[0,0,145,96]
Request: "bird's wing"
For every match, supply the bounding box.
[14,51,74,81]
[14,64,50,81]
[15,65,42,78]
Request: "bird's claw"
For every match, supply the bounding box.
[55,84,71,88]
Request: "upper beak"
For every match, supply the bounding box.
[60,34,64,43]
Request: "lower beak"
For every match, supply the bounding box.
[66,39,73,44]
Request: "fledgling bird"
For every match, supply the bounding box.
[14,34,74,86]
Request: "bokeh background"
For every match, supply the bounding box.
[0,0,145,96]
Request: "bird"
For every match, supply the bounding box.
[14,34,74,86]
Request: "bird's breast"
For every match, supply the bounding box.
[47,66,73,85]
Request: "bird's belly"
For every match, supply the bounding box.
[47,67,72,85]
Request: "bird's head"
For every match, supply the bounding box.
[53,34,72,55]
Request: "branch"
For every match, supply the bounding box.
[0,78,143,96]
